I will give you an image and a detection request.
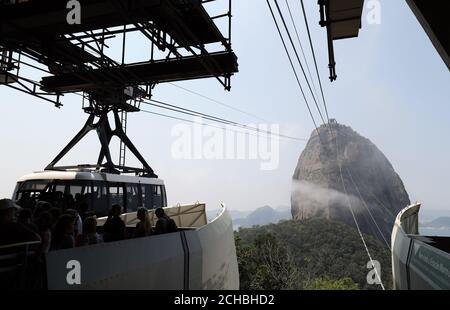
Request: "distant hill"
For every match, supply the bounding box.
[423,217,450,228]
[233,206,291,228]
[207,206,291,229]
[206,208,250,221]
[419,209,450,222]
[235,218,391,290]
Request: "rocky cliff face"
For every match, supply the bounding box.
[291,121,410,245]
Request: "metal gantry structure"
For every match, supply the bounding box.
[318,0,364,81]
[0,0,238,177]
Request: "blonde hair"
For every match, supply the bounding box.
[137,207,151,235]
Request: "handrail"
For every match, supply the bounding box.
[395,203,421,235]
[0,240,41,251]
[207,202,227,224]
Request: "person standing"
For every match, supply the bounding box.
[134,207,152,238]
[0,199,40,247]
[103,204,126,242]
[154,208,177,235]
[76,216,103,246]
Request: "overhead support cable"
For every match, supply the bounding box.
[168,82,270,123]
[140,98,307,142]
[346,170,397,221]
[273,0,326,126]
[140,108,306,143]
[284,0,319,103]
[345,166,392,250]
[147,98,242,126]
[266,0,320,134]
[335,133,385,290]
[70,92,307,142]
[300,0,330,123]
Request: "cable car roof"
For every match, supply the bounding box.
[17,171,165,185]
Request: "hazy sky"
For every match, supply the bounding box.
[0,0,449,215]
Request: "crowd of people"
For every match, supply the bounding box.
[0,196,178,256]
[0,196,178,289]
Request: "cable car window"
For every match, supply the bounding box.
[14,180,52,206]
[63,181,93,215]
[54,184,65,194]
[48,181,67,209]
[12,182,22,200]
[152,185,163,209]
[68,185,84,196]
[125,184,140,212]
[91,182,108,217]
[162,186,167,207]
[20,180,51,191]
[109,183,124,210]
[141,184,153,209]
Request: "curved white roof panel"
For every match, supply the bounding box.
[17,171,164,185]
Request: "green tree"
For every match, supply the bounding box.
[303,277,359,290]
[236,232,302,290]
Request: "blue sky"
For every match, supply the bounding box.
[0,0,449,216]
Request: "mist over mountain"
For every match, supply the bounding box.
[291,122,411,245]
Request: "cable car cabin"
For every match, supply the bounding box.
[12,171,167,217]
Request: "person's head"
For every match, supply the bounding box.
[54,214,75,236]
[39,191,50,200]
[83,216,97,234]
[35,211,52,231]
[49,207,62,224]
[110,204,122,217]
[64,209,79,218]
[74,193,82,203]
[79,202,89,214]
[155,208,165,218]
[18,208,33,224]
[137,207,149,222]
[33,201,52,219]
[0,199,21,223]
[54,191,63,200]
[21,192,31,200]
[63,194,75,210]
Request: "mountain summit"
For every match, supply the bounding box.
[291,121,410,244]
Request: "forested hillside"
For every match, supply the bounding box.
[235,219,392,290]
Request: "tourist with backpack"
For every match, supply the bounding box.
[154,208,178,235]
